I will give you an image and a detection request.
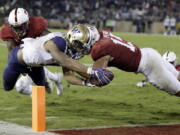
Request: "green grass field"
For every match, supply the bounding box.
[0,32,180,130]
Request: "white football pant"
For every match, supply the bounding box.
[138,48,180,95]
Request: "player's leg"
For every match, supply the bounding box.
[3,46,21,90]
[162,57,180,82]
[162,58,179,78]
[139,48,180,95]
[3,66,20,91]
[28,67,52,93]
[44,67,63,96]
[148,66,180,95]
[15,74,33,95]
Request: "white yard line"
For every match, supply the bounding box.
[0,107,16,111]
[53,122,180,131]
[6,116,59,121]
[0,121,58,135]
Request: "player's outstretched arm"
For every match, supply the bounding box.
[62,67,85,85]
[77,55,113,78]
[93,55,113,68]
[44,40,90,76]
[44,41,113,86]
[62,67,95,87]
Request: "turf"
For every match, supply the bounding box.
[0,32,180,130]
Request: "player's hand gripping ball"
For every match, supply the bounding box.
[89,69,114,87]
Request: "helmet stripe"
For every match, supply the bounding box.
[14,8,18,22]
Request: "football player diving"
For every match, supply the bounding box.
[0,8,63,95]
[66,24,180,97]
[2,32,113,92]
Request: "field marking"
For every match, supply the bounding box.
[51,122,180,131]
[6,116,59,121]
[0,107,16,111]
[0,121,58,135]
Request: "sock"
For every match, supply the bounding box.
[44,67,60,82]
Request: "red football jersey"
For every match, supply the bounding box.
[176,65,180,71]
[91,31,141,72]
[0,17,48,46]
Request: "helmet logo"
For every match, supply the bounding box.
[72,27,80,34]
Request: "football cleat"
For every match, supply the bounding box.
[136,80,148,87]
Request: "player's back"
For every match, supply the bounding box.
[91,31,141,72]
[21,32,64,66]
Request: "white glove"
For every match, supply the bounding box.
[136,81,147,87]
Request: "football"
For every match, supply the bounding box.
[89,69,114,87]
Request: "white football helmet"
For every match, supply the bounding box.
[8,8,29,37]
[66,24,100,56]
[162,51,177,65]
[8,8,29,26]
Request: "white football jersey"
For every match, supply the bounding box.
[21,32,65,66]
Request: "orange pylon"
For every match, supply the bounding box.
[32,86,46,132]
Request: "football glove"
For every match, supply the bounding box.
[87,67,112,86]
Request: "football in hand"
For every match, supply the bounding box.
[89,69,114,87]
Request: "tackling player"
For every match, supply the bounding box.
[0,8,63,95]
[66,24,180,97]
[3,32,112,92]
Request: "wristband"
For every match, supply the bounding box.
[87,67,93,74]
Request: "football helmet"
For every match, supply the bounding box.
[8,8,29,37]
[162,51,177,65]
[66,24,100,56]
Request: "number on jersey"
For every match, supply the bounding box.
[110,33,135,52]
